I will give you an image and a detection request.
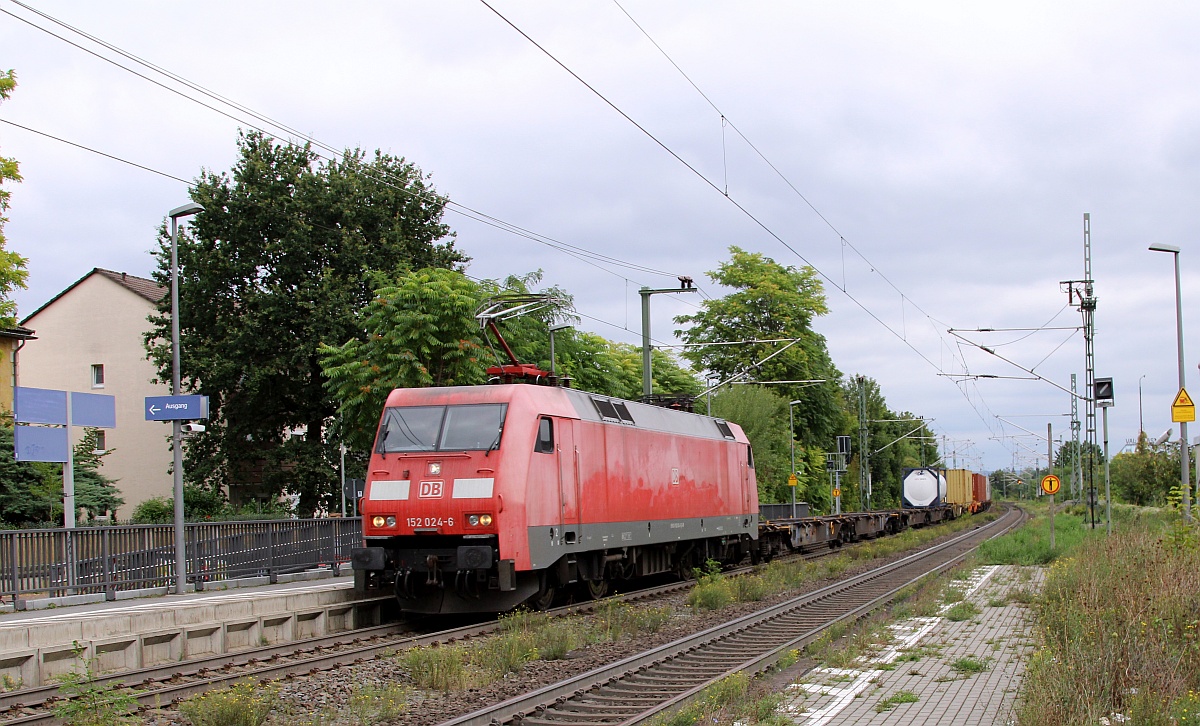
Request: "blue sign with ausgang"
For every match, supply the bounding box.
[145,395,209,421]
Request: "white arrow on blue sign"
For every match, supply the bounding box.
[145,395,210,421]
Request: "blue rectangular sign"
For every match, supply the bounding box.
[71,392,116,428]
[14,425,70,462]
[145,395,209,421]
[14,387,68,425]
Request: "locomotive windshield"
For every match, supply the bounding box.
[376,404,508,453]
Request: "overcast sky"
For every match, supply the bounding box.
[2,1,1197,473]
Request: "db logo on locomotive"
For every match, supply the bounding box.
[418,481,444,498]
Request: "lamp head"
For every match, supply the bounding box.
[1148,243,1180,254]
[169,202,204,219]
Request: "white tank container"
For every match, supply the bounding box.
[902,467,947,508]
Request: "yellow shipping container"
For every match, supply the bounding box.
[945,469,974,506]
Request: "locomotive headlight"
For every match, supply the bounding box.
[479,514,493,526]
[386,516,397,527]
[372,516,386,528]
[428,462,441,475]
[468,515,480,526]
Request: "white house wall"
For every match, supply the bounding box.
[21,274,172,517]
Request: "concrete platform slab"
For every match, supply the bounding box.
[780,564,1045,726]
[0,575,394,685]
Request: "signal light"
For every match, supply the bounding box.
[372,516,385,527]
[480,514,493,526]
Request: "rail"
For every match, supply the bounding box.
[0,518,362,606]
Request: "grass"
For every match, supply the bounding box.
[874,690,919,713]
[650,672,792,726]
[178,682,278,726]
[399,601,672,692]
[949,655,990,674]
[944,601,980,622]
[1018,510,1200,725]
[976,507,1093,565]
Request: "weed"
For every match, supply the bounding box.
[532,619,581,660]
[987,595,1008,607]
[944,601,980,622]
[52,643,138,726]
[942,586,965,603]
[874,690,919,713]
[346,683,409,725]
[399,644,469,691]
[592,601,671,641]
[1008,587,1036,604]
[950,655,990,674]
[1,674,21,692]
[474,630,538,676]
[178,681,277,726]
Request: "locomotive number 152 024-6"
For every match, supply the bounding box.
[407,517,454,528]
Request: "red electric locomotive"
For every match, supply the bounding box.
[351,384,759,614]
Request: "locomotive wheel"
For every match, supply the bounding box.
[584,578,608,600]
[531,583,556,610]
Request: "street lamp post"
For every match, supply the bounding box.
[1149,243,1190,522]
[170,202,203,594]
[788,399,802,518]
[1139,374,1146,435]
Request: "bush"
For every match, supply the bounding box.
[687,561,734,611]
[130,496,173,524]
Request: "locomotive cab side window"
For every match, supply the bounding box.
[534,417,554,453]
[746,444,755,468]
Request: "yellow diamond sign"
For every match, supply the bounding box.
[1172,387,1195,423]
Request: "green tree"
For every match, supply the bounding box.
[0,424,57,524]
[674,246,845,448]
[148,131,464,514]
[1109,432,1178,506]
[321,268,701,450]
[843,376,937,509]
[71,428,123,521]
[320,268,488,450]
[710,386,791,503]
[0,70,30,328]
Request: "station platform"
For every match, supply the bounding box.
[781,564,1045,725]
[0,570,394,687]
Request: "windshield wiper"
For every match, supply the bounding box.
[485,429,503,457]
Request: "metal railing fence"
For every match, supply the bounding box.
[0,518,362,606]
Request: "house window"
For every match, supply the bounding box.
[93,430,107,454]
[91,364,105,388]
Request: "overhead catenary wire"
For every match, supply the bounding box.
[0,1,706,295]
[480,0,1014,450]
[607,2,1095,460]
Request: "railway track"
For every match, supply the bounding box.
[0,574,706,725]
[440,505,1022,726]
[0,513,995,725]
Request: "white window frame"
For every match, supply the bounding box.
[91,363,105,389]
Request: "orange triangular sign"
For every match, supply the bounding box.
[1174,388,1194,408]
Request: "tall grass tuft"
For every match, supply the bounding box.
[400,645,469,691]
